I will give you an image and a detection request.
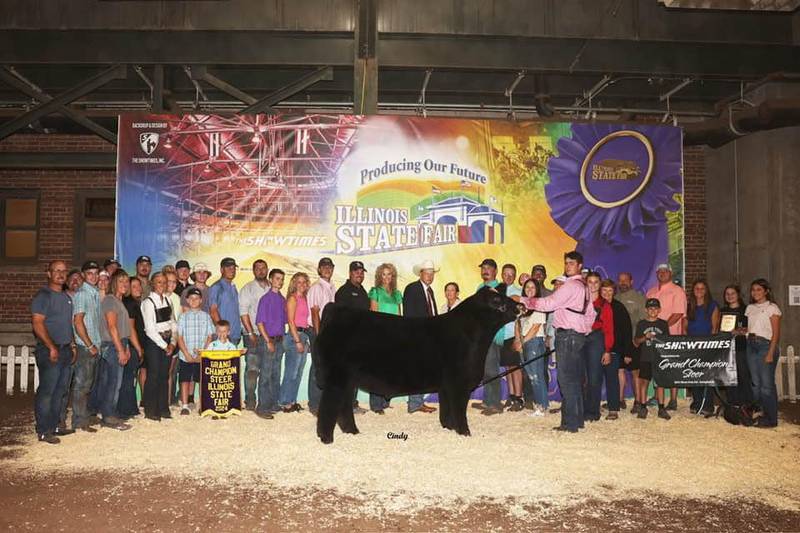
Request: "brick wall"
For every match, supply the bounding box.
[0,134,116,324]
[683,146,707,286]
[0,132,711,324]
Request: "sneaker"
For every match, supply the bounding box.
[352,405,368,415]
[637,405,648,419]
[38,433,60,444]
[619,400,627,410]
[630,401,640,414]
[180,407,191,416]
[658,407,671,420]
[606,411,619,420]
[646,397,658,407]
[101,417,132,431]
[480,406,504,416]
[54,426,76,436]
[471,402,487,410]
[78,424,98,433]
[523,400,535,411]
[528,407,546,418]
[666,399,678,411]
[256,411,274,420]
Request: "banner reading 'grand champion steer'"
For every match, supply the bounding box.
[652,334,737,388]
[115,114,684,296]
[200,350,242,417]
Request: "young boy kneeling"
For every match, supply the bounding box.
[633,298,671,420]
[175,287,215,415]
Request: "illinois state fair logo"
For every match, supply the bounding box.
[333,158,506,255]
[579,130,653,208]
[139,132,160,155]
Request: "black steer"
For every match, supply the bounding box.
[313,286,524,443]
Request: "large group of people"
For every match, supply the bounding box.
[31,250,783,444]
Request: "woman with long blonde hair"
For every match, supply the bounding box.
[367,263,403,413]
[280,272,312,412]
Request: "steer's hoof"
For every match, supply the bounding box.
[319,433,334,444]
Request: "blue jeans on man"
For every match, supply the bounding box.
[280,332,309,407]
[479,342,502,409]
[523,337,549,409]
[555,329,587,431]
[243,334,266,410]
[581,329,604,421]
[747,337,779,426]
[97,340,127,419]
[71,345,99,429]
[257,335,284,413]
[34,343,73,436]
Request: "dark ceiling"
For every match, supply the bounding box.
[0,0,798,142]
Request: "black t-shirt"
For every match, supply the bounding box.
[175,280,190,297]
[334,280,370,311]
[720,305,747,352]
[635,318,669,363]
[123,295,146,347]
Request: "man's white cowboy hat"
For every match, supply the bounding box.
[413,259,440,276]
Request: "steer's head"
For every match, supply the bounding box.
[474,285,526,324]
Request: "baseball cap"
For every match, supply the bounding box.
[531,264,547,275]
[185,287,203,298]
[349,260,367,272]
[645,298,661,308]
[103,258,121,268]
[81,260,100,272]
[175,260,190,270]
[220,257,238,268]
[551,275,568,285]
[98,270,110,279]
[656,263,671,272]
[136,255,152,264]
[479,258,498,269]
[580,267,590,274]
[318,257,335,268]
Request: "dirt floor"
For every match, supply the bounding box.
[2,392,799,532]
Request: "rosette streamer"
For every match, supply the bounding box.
[545,124,683,291]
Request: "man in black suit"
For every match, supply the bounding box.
[402,259,439,414]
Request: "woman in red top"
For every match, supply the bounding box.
[582,272,614,422]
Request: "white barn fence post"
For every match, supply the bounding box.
[5,345,15,395]
[19,345,30,393]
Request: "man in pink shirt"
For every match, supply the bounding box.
[645,263,686,409]
[306,257,336,414]
[522,251,596,433]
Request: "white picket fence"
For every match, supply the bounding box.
[1,345,39,395]
[1,344,798,401]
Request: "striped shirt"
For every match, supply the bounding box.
[176,309,215,362]
[73,282,102,348]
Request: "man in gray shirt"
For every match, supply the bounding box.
[238,259,270,410]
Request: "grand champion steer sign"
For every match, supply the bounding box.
[200,350,243,417]
[651,334,737,388]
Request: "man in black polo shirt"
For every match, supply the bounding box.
[334,261,369,414]
[174,259,191,296]
[31,260,76,444]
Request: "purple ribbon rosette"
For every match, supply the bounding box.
[546,124,683,291]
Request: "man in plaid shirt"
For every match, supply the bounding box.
[175,287,215,415]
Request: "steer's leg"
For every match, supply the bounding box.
[439,388,451,429]
[336,381,360,435]
[453,388,472,437]
[317,372,348,444]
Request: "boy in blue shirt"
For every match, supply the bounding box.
[175,287,214,415]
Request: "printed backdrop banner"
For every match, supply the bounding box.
[116,114,684,294]
[652,334,738,388]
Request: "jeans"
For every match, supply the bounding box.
[71,345,99,429]
[280,332,309,406]
[555,329,587,431]
[747,337,779,426]
[97,340,128,419]
[307,330,322,411]
[523,337,549,409]
[257,336,284,413]
[603,352,621,412]
[581,330,605,420]
[243,335,266,409]
[481,343,502,409]
[142,337,170,418]
[407,393,425,412]
[34,344,73,436]
[117,343,140,417]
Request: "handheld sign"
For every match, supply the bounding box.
[652,334,737,388]
[200,350,242,417]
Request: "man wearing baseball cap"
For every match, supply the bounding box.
[135,256,153,298]
[645,262,686,411]
[174,260,191,296]
[334,260,370,414]
[473,258,505,415]
[239,259,270,410]
[103,258,121,277]
[306,257,336,414]
[208,257,242,345]
[531,264,552,298]
[70,260,104,432]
